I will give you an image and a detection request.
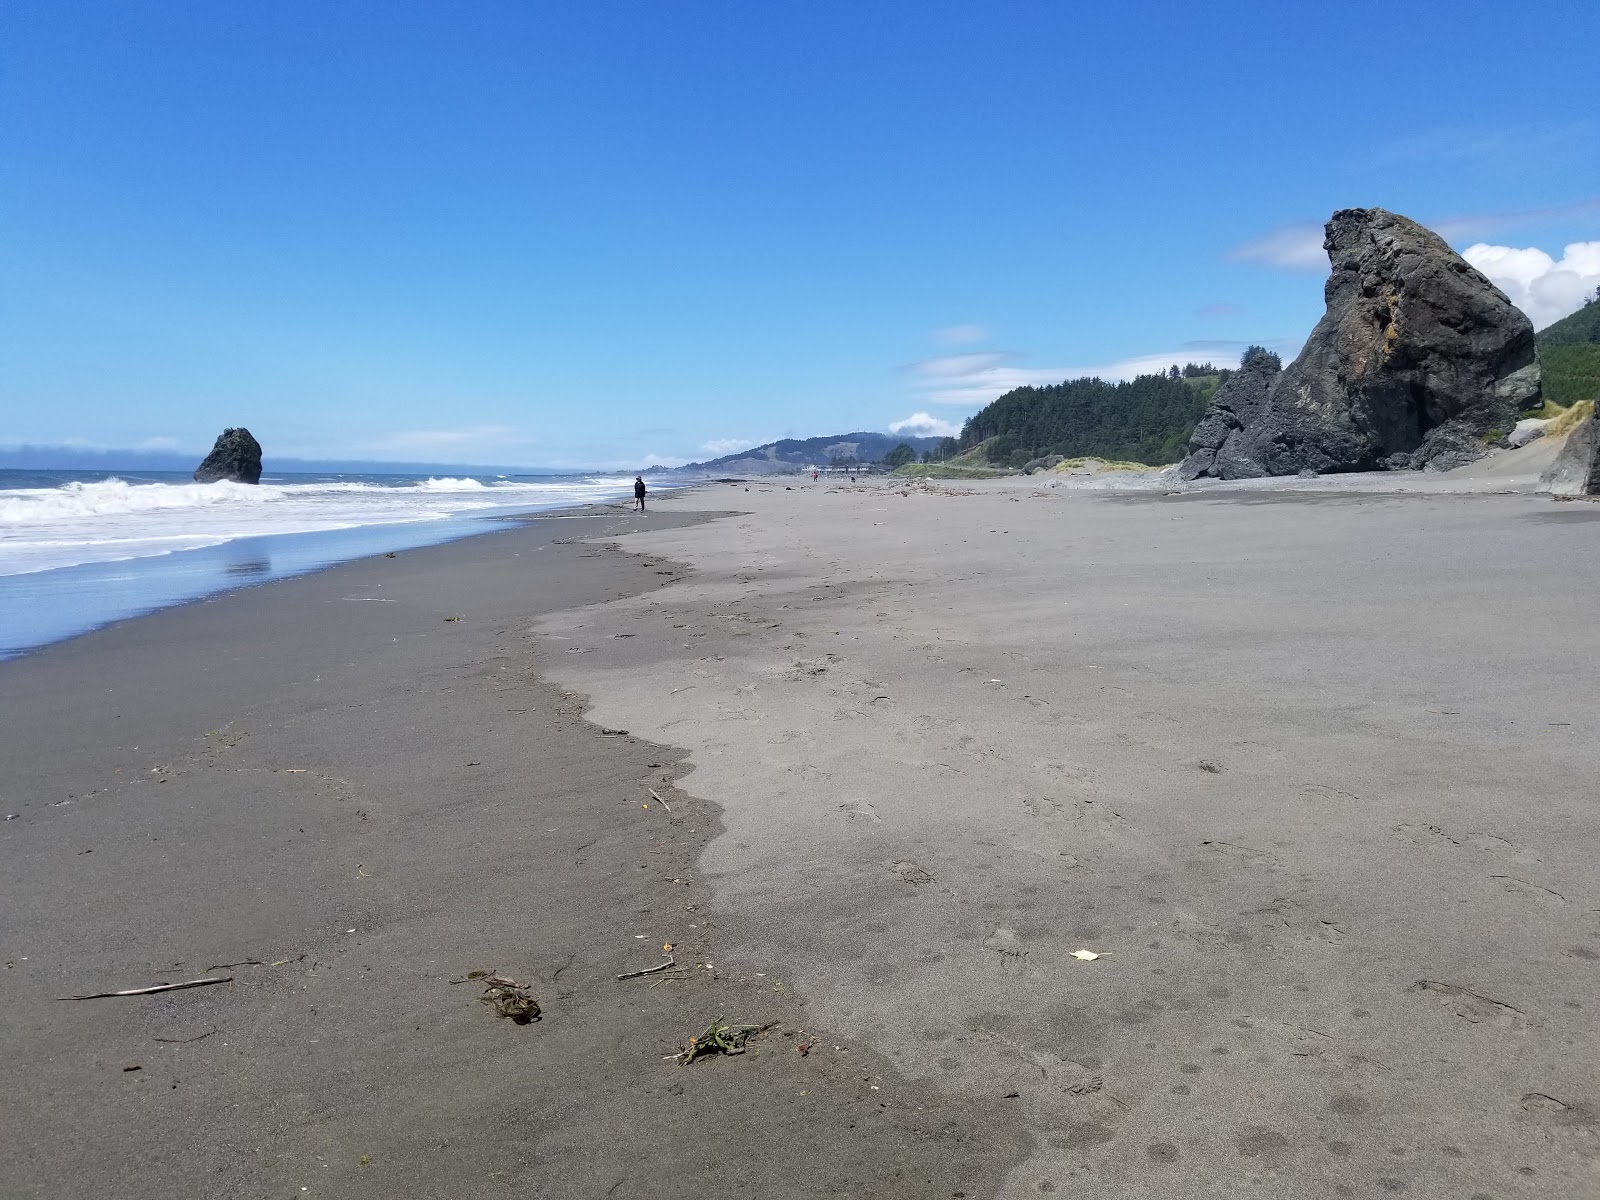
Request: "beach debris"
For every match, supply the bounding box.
[206,959,264,970]
[154,1027,218,1044]
[1198,760,1223,774]
[1070,949,1102,961]
[477,972,540,1024]
[648,787,672,812]
[443,616,460,623]
[617,958,677,980]
[673,1017,773,1064]
[596,727,630,737]
[58,975,233,1001]
[123,1064,142,1072]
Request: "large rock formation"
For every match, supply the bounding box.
[1182,208,1541,480]
[193,427,263,484]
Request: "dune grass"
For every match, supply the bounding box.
[1545,398,1594,438]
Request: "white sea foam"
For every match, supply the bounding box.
[0,474,657,576]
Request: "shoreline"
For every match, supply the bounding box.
[0,485,687,661]
[1,496,1025,1199]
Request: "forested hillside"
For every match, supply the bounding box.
[950,365,1226,467]
[1538,293,1600,407]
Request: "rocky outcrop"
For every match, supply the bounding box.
[1182,208,1541,479]
[193,428,263,484]
[1541,410,1600,496]
[1179,348,1282,480]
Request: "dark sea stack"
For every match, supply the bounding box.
[193,427,263,484]
[1181,208,1541,479]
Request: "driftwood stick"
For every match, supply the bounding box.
[57,976,233,1001]
[648,788,672,812]
[617,958,677,980]
[154,1026,218,1044]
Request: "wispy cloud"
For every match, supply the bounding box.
[1226,223,1327,271]
[136,436,180,451]
[1369,123,1592,169]
[888,412,962,438]
[1229,196,1600,274]
[360,425,536,458]
[934,324,989,346]
[700,437,758,455]
[1430,197,1600,242]
[1463,241,1600,330]
[907,351,1015,380]
[906,348,1270,408]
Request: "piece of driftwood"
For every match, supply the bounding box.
[648,788,672,812]
[58,976,232,1001]
[617,958,676,980]
[154,1027,218,1044]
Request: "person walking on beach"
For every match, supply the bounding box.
[633,475,647,512]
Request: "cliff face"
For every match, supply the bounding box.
[1183,208,1541,479]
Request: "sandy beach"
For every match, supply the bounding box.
[5,476,1600,1198]
[539,474,1600,1197]
[1,500,1022,1199]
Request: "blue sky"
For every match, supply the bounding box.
[3,2,1598,469]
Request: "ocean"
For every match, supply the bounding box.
[0,468,668,659]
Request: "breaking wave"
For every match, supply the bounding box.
[0,473,661,576]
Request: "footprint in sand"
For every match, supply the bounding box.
[1409,980,1530,1031]
[839,800,880,825]
[888,860,934,885]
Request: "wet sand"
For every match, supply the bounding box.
[539,477,1600,1198]
[0,500,1023,1199]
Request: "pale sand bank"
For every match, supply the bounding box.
[541,476,1600,1197]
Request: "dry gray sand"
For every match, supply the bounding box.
[540,475,1600,1198]
[6,469,1599,1199]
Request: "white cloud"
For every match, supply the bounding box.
[700,437,757,455]
[888,412,962,438]
[1226,222,1327,271]
[1462,241,1600,330]
[935,324,988,345]
[136,436,180,451]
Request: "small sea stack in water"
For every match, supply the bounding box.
[193,427,263,484]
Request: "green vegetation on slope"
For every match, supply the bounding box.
[1537,293,1600,408]
[952,364,1226,467]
